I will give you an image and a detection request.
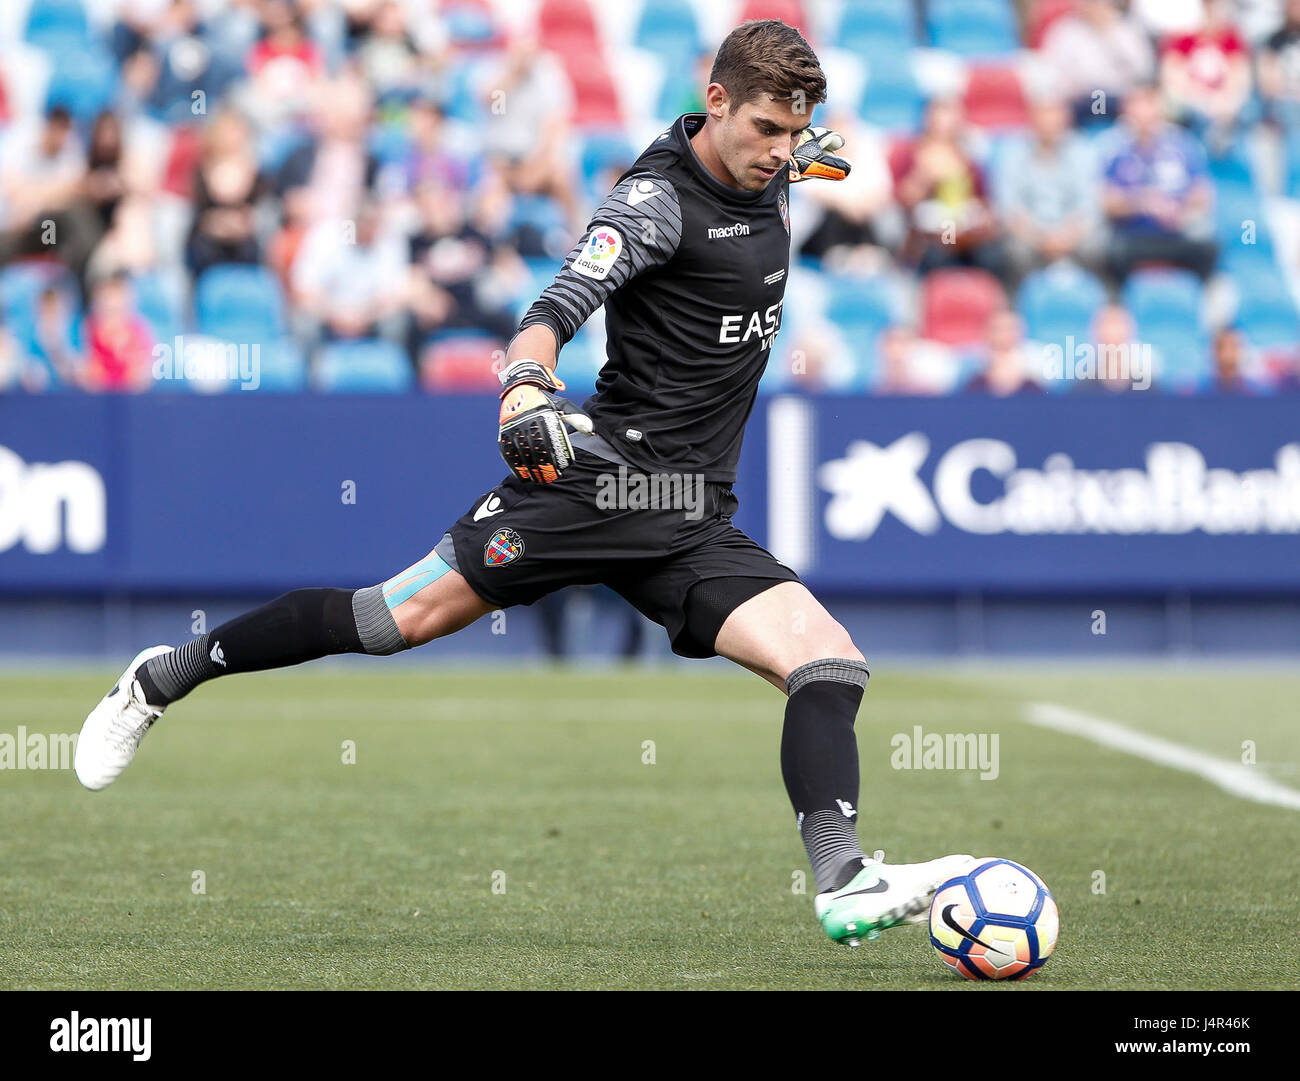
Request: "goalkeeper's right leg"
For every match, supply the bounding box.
[74,549,496,791]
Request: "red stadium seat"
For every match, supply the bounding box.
[563,55,623,129]
[921,268,1008,346]
[421,335,505,391]
[739,0,810,35]
[537,0,600,52]
[1026,0,1076,49]
[963,65,1028,130]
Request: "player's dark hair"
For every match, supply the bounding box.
[709,19,827,114]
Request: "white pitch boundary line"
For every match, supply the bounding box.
[1025,702,1300,812]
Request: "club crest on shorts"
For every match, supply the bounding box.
[484,527,524,567]
[777,189,789,235]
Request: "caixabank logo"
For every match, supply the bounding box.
[0,445,106,555]
[818,434,1300,539]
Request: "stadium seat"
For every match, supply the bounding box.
[315,340,414,393]
[1229,263,1300,349]
[562,56,623,129]
[634,0,701,61]
[421,332,503,391]
[537,0,600,56]
[130,271,185,345]
[927,0,1021,58]
[739,0,810,34]
[1025,0,1075,47]
[1016,263,1107,345]
[44,44,116,122]
[195,264,287,342]
[580,130,637,193]
[441,0,505,51]
[250,339,309,392]
[23,0,89,51]
[825,273,900,336]
[836,0,916,59]
[920,268,1007,346]
[1122,269,1207,389]
[0,260,79,340]
[963,66,1028,130]
[858,53,924,133]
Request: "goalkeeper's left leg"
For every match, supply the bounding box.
[74,545,497,790]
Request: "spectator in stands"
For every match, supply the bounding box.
[19,287,81,392]
[475,32,581,235]
[1102,85,1217,282]
[794,111,892,273]
[963,310,1045,395]
[1160,0,1252,147]
[406,178,523,361]
[1041,0,1156,127]
[1258,0,1300,127]
[1210,325,1266,392]
[873,325,956,395]
[1070,304,1147,393]
[292,199,408,348]
[383,97,472,198]
[84,113,128,236]
[244,0,325,129]
[143,0,243,124]
[0,107,97,280]
[995,96,1102,284]
[353,1,423,95]
[0,316,18,392]
[186,108,266,277]
[892,99,1005,279]
[87,195,159,282]
[82,272,154,393]
[274,75,378,226]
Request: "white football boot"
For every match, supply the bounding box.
[814,850,978,946]
[75,646,174,790]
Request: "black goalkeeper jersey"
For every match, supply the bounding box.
[517,112,793,484]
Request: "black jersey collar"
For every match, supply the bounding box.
[674,113,777,204]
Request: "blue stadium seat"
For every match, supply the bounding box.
[634,0,700,61]
[0,261,80,339]
[858,53,924,132]
[195,264,286,342]
[580,131,637,193]
[44,44,117,122]
[836,0,916,59]
[315,340,413,392]
[1228,263,1300,348]
[24,0,89,51]
[130,271,184,345]
[1016,263,1107,345]
[250,339,309,392]
[927,0,1020,58]
[1122,269,1208,389]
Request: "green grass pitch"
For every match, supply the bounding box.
[1,663,1297,990]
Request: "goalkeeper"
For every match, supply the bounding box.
[75,20,974,947]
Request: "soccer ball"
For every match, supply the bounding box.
[928,858,1058,980]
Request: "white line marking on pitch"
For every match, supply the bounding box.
[1025,702,1300,811]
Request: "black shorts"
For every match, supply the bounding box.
[436,449,800,657]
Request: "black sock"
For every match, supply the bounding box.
[781,658,871,893]
[137,586,407,707]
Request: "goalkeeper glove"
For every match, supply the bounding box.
[497,358,593,484]
[788,127,851,183]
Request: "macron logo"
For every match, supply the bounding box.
[626,179,661,207]
[210,642,226,667]
[473,494,503,521]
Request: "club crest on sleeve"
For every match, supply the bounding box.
[484,528,525,567]
[573,226,623,279]
[777,189,789,235]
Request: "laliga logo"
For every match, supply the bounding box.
[0,445,106,555]
[820,434,1300,538]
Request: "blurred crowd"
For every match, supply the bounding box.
[1,0,1299,398]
